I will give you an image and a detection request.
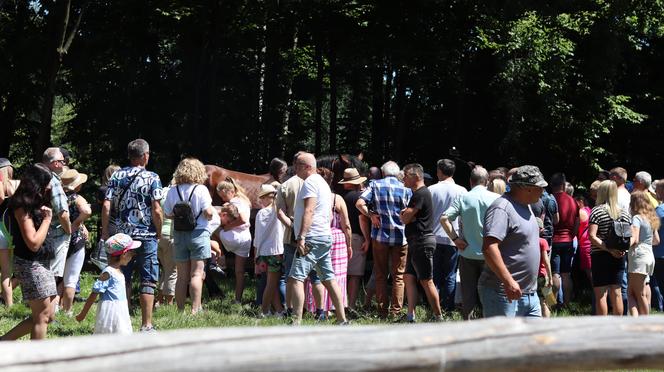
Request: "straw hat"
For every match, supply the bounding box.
[258,184,277,198]
[337,168,367,185]
[61,169,88,192]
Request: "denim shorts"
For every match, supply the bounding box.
[478,285,542,318]
[173,229,211,262]
[551,241,575,274]
[284,243,320,284]
[288,236,334,282]
[122,238,159,295]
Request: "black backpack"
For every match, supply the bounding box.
[605,211,632,251]
[172,185,201,232]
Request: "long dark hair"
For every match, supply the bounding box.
[8,164,52,224]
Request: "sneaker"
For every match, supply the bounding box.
[208,264,226,276]
[337,320,351,326]
[139,325,157,333]
[430,315,444,323]
[393,314,416,323]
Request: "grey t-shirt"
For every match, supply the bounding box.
[479,194,540,293]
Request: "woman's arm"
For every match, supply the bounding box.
[630,224,640,247]
[72,195,92,232]
[588,223,605,250]
[336,195,353,259]
[15,207,52,252]
[224,201,250,230]
[654,229,660,247]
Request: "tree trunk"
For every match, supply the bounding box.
[392,68,406,163]
[328,45,338,154]
[314,38,324,155]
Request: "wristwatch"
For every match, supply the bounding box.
[296,235,305,242]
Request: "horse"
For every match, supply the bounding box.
[316,153,367,194]
[205,165,271,209]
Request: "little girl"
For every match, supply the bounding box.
[76,233,140,334]
[254,184,285,317]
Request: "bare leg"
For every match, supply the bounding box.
[175,261,191,311]
[321,279,347,323]
[2,296,56,340]
[609,286,623,316]
[0,250,13,306]
[263,270,283,314]
[62,287,76,312]
[234,256,247,302]
[404,274,418,317]
[420,279,442,317]
[347,275,361,310]
[312,282,324,310]
[190,260,206,314]
[140,293,155,328]
[593,286,608,316]
[561,273,573,306]
[288,278,305,324]
[552,273,562,305]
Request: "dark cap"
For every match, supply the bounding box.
[0,158,12,169]
[509,165,548,188]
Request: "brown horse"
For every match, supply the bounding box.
[205,165,271,209]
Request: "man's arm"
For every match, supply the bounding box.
[356,198,380,228]
[151,200,163,239]
[399,207,418,225]
[440,215,467,251]
[359,214,371,254]
[296,197,316,255]
[482,236,521,301]
[59,210,72,235]
[101,200,111,240]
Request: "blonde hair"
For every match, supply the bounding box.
[596,180,620,219]
[630,191,660,231]
[216,177,250,204]
[173,158,207,185]
[488,178,506,195]
[0,166,16,196]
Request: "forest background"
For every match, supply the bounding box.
[2,0,664,188]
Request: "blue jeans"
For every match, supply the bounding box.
[651,258,664,312]
[122,238,159,295]
[433,243,458,311]
[479,285,542,318]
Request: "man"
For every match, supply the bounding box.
[338,168,371,311]
[287,153,347,325]
[440,165,499,319]
[276,152,324,317]
[42,147,72,313]
[428,158,466,312]
[400,164,442,322]
[651,181,664,312]
[633,171,658,208]
[356,161,411,318]
[102,139,163,332]
[478,165,546,318]
[550,173,578,307]
[610,167,631,213]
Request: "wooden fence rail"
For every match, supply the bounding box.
[1,315,664,371]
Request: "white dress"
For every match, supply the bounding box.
[93,266,133,334]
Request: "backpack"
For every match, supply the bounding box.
[604,210,631,251]
[172,185,201,231]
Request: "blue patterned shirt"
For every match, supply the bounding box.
[105,166,163,240]
[360,176,411,246]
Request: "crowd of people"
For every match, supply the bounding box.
[1,138,663,339]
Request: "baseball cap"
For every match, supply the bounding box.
[105,233,141,256]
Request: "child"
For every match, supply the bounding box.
[253,184,285,317]
[536,218,554,317]
[76,233,140,334]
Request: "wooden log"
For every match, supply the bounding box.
[1,316,664,371]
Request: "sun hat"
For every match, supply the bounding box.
[60,168,88,192]
[105,233,142,256]
[258,184,277,198]
[508,165,548,188]
[337,168,367,185]
[0,158,11,169]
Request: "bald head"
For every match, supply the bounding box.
[295,152,317,179]
[299,153,316,167]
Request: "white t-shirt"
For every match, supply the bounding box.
[618,187,631,215]
[219,197,252,247]
[294,174,331,238]
[254,206,284,256]
[163,184,214,231]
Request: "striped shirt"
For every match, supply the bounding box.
[360,176,412,246]
[588,204,631,253]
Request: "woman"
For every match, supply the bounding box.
[60,169,92,314]
[216,177,252,303]
[163,158,217,314]
[575,194,592,285]
[305,168,352,315]
[0,158,19,306]
[627,191,660,316]
[588,180,631,316]
[0,164,56,340]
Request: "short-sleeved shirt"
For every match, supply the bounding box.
[588,204,631,253]
[538,238,550,277]
[617,188,631,215]
[632,215,653,245]
[163,184,213,232]
[479,194,540,293]
[48,174,70,238]
[552,191,578,243]
[343,190,363,236]
[276,176,304,245]
[444,185,500,260]
[428,180,467,245]
[254,206,285,256]
[359,176,412,246]
[654,204,664,258]
[105,166,163,240]
[531,191,558,241]
[294,174,331,239]
[405,186,434,239]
